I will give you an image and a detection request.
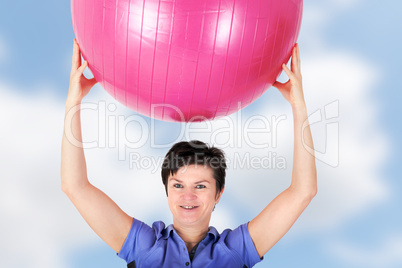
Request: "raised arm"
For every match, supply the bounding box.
[61,39,132,253]
[248,44,317,257]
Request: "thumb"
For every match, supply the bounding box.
[273,80,290,101]
[81,77,98,97]
[88,77,98,87]
[273,81,285,91]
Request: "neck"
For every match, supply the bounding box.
[173,223,209,251]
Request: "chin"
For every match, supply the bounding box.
[174,208,206,225]
[176,213,201,224]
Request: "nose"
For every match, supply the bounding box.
[182,188,197,201]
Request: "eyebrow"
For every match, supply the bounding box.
[195,180,211,184]
[170,178,211,184]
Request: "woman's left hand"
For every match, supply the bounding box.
[273,43,305,108]
[67,39,98,106]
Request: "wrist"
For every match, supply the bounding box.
[291,100,307,112]
[65,98,82,110]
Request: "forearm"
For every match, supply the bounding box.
[249,103,317,256]
[61,100,90,192]
[289,103,317,196]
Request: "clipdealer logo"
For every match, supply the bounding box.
[64,100,339,168]
[303,100,339,167]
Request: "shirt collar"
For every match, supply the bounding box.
[160,224,175,240]
[160,224,219,242]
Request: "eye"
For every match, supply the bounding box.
[173,184,183,188]
[196,185,206,189]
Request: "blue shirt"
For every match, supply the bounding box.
[117,218,263,268]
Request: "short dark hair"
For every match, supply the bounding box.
[161,140,226,196]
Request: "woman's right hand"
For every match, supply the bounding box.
[67,39,98,106]
[272,43,305,110]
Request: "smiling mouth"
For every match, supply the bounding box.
[180,206,199,209]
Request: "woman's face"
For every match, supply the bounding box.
[167,164,223,228]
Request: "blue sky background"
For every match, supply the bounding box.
[1,0,402,267]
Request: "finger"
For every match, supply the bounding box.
[71,61,88,79]
[282,63,295,80]
[78,60,88,74]
[75,39,82,67]
[72,39,82,70]
[71,40,77,70]
[296,43,301,71]
[293,43,302,78]
[291,45,299,73]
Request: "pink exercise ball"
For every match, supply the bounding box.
[71,0,303,122]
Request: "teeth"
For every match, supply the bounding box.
[182,206,196,209]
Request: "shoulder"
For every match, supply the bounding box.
[152,220,175,240]
[129,219,170,241]
[218,222,251,241]
[213,222,263,266]
[118,219,170,262]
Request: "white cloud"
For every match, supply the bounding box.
[294,50,389,231]
[0,83,72,267]
[288,0,390,233]
[329,235,402,267]
[0,84,156,267]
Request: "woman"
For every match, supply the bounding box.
[61,39,317,267]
